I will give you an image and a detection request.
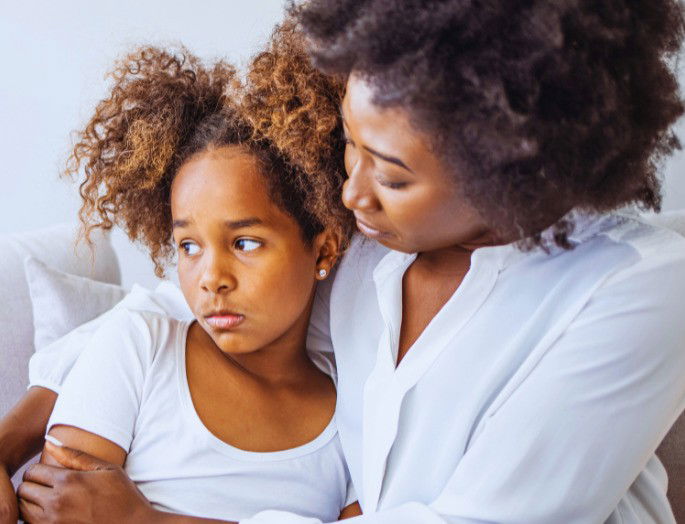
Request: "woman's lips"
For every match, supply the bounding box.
[204,313,245,330]
[355,217,392,239]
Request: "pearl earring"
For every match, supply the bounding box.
[318,269,327,278]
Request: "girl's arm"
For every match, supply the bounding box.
[42,425,126,467]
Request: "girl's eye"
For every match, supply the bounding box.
[179,241,200,256]
[234,238,262,252]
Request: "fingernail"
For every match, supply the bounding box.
[44,435,64,447]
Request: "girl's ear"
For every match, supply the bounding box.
[313,229,342,280]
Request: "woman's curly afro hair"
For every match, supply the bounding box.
[66,23,354,276]
[292,0,685,247]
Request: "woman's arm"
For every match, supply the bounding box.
[19,437,361,524]
[19,442,237,524]
[0,387,56,523]
[18,427,127,523]
[0,387,57,477]
[339,502,362,519]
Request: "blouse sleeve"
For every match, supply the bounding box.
[242,245,685,523]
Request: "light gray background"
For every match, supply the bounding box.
[2,1,684,289]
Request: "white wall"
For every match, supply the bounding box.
[0,0,286,288]
[2,2,685,289]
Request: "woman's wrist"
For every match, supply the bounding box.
[0,387,57,476]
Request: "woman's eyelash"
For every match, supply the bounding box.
[375,177,408,189]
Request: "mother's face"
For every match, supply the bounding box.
[342,75,494,254]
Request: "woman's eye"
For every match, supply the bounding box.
[378,179,408,190]
[234,238,262,252]
[179,241,200,256]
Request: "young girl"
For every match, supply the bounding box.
[35,45,360,522]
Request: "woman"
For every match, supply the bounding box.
[6,1,685,522]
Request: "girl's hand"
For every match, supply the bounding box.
[0,466,18,524]
[18,441,157,524]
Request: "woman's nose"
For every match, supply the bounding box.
[342,166,379,213]
[199,254,237,294]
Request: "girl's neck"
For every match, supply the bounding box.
[189,314,317,388]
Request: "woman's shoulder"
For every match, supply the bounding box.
[335,233,393,284]
[611,211,685,256]
[537,211,685,281]
[596,212,685,280]
[567,212,685,323]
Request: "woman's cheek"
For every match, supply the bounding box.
[344,145,358,176]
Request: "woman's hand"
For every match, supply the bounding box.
[0,466,18,524]
[18,441,157,524]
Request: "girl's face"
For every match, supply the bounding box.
[171,146,335,357]
[342,75,496,254]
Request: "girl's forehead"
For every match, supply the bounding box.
[170,147,298,234]
[173,149,265,206]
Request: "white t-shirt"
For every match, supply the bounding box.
[32,212,685,523]
[47,309,354,522]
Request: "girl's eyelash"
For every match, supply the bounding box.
[179,241,199,256]
[234,238,263,252]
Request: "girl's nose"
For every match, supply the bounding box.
[199,254,237,294]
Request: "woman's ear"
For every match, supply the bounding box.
[313,229,342,280]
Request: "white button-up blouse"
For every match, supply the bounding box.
[29,213,685,523]
[246,213,685,524]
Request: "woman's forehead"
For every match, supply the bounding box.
[342,75,448,179]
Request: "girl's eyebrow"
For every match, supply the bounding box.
[225,218,263,229]
[172,217,263,230]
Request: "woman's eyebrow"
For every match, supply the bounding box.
[341,113,414,174]
[363,145,414,173]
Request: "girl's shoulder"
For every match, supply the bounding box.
[95,308,190,366]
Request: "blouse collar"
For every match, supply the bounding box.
[373,210,625,280]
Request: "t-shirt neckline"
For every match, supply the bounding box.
[175,320,338,462]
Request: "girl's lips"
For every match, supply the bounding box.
[205,314,245,330]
